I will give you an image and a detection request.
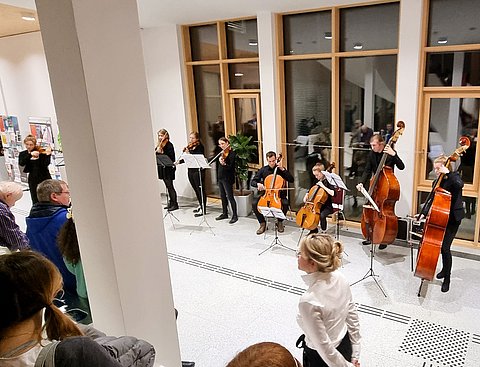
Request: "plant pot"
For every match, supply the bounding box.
[234,192,253,217]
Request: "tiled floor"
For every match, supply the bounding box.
[12,195,480,367]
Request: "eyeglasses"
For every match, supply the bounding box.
[59,191,71,195]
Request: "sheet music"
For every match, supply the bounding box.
[182,154,211,169]
[258,206,286,220]
[358,185,380,212]
[321,171,349,191]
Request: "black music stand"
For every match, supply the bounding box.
[156,154,180,226]
[258,206,294,255]
[182,153,214,236]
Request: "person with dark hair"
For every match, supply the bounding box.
[0,251,156,367]
[226,342,300,367]
[156,129,179,211]
[296,234,361,367]
[18,134,52,204]
[215,137,238,224]
[251,151,294,235]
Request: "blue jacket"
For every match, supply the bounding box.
[26,203,76,292]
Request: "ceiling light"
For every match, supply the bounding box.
[234,72,244,77]
[21,15,36,21]
[437,37,448,44]
[353,43,363,50]
[248,39,258,46]
[324,32,332,40]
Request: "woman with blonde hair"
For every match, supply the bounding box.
[226,342,300,367]
[296,234,361,367]
[155,129,178,211]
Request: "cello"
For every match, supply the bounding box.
[296,163,335,230]
[360,121,405,245]
[257,153,284,210]
[414,137,470,283]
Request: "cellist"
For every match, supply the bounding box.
[418,155,464,293]
[356,133,405,249]
[251,151,294,235]
[303,163,335,235]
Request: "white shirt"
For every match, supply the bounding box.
[297,270,361,367]
[0,344,42,367]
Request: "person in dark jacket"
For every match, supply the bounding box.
[420,155,465,293]
[156,129,178,211]
[251,151,294,235]
[18,134,52,204]
[0,251,155,367]
[215,137,238,224]
[26,179,76,293]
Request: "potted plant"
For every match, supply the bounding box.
[229,132,257,216]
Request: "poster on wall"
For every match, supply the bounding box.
[0,115,25,183]
[28,117,62,180]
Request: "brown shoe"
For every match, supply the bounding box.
[256,222,266,235]
[277,221,285,233]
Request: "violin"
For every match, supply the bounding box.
[414,136,470,282]
[222,146,231,160]
[257,153,284,210]
[360,121,405,245]
[296,163,335,230]
[183,141,200,153]
[157,137,169,154]
[31,146,51,156]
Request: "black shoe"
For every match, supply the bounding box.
[182,362,195,367]
[441,278,450,293]
[466,212,471,219]
[308,228,319,236]
[193,207,201,213]
[229,216,238,224]
[362,240,371,246]
[436,270,445,279]
[378,244,387,250]
[216,214,228,220]
[194,211,205,217]
[168,204,179,211]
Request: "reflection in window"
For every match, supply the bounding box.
[233,98,259,165]
[283,11,332,55]
[226,19,259,59]
[190,24,219,61]
[425,52,480,87]
[228,63,260,89]
[193,65,223,195]
[340,2,399,52]
[428,0,480,47]
[284,59,332,210]
[340,55,397,221]
[426,98,479,181]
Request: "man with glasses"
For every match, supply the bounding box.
[26,179,76,293]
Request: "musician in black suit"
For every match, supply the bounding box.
[156,129,178,211]
[420,155,464,293]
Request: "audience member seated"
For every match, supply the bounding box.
[0,251,156,367]
[226,342,301,367]
[25,179,76,293]
[0,181,30,253]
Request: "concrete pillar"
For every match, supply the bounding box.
[35,0,181,365]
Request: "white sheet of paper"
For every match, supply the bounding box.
[258,206,286,220]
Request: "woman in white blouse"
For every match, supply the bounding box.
[296,234,361,367]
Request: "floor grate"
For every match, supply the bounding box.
[399,319,469,367]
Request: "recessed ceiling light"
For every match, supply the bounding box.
[324,32,332,40]
[21,15,36,21]
[353,43,363,50]
[437,37,448,44]
[234,72,244,77]
[248,39,258,46]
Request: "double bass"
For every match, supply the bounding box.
[361,121,405,245]
[414,137,470,282]
[296,163,335,230]
[257,153,284,210]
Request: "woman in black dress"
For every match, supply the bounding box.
[18,135,52,204]
[216,137,238,224]
[156,129,178,211]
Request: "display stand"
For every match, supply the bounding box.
[156,154,179,227]
[257,206,294,255]
[182,154,214,236]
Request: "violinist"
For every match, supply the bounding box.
[155,129,178,211]
[181,132,207,217]
[251,151,294,235]
[356,133,405,249]
[215,137,238,224]
[418,155,464,293]
[304,163,334,235]
[18,135,52,204]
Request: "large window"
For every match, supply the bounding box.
[183,18,261,196]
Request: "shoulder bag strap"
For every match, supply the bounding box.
[34,341,60,367]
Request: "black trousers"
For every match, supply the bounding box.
[219,179,237,217]
[320,206,333,231]
[297,332,352,367]
[441,220,461,279]
[163,177,178,205]
[188,168,206,211]
[252,195,289,224]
